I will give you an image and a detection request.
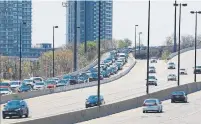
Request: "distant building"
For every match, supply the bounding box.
[66,0,113,44]
[0,0,32,57]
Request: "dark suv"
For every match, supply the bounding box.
[2,100,29,119]
[171,91,187,103]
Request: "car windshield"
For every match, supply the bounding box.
[58,80,67,84]
[0,88,9,91]
[149,67,155,69]
[33,78,42,81]
[169,63,174,65]
[196,66,201,68]
[23,79,32,83]
[6,101,21,108]
[88,95,98,100]
[0,83,9,86]
[21,85,30,88]
[119,55,125,57]
[145,99,157,104]
[172,91,185,95]
[45,80,56,84]
[36,83,44,85]
[10,82,19,85]
[180,69,185,70]
[149,76,156,79]
[169,74,175,77]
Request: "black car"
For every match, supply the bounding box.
[85,95,105,108]
[171,91,188,103]
[2,100,29,119]
[194,66,201,74]
[69,76,78,85]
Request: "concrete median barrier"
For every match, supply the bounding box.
[14,81,201,124]
[0,55,136,104]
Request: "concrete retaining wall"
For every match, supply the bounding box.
[168,46,201,60]
[14,81,201,124]
[0,55,136,104]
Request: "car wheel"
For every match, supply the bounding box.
[3,115,6,119]
[171,100,174,103]
[155,84,157,86]
[143,110,146,113]
[19,114,23,118]
[85,106,88,108]
[25,113,29,118]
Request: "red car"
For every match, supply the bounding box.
[46,80,57,89]
[0,82,10,89]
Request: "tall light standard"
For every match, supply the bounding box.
[52,26,58,77]
[19,22,26,80]
[173,0,177,52]
[97,0,101,106]
[134,25,138,57]
[139,32,142,55]
[174,3,187,86]
[190,11,201,83]
[146,0,151,94]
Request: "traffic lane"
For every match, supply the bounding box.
[0,57,137,124]
[79,91,201,124]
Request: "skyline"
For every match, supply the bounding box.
[32,0,201,47]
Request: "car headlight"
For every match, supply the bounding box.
[15,108,21,111]
[86,101,90,104]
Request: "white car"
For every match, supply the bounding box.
[9,81,21,89]
[143,98,163,113]
[168,62,176,69]
[147,75,158,86]
[149,66,156,73]
[167,74,177,81]
[180,69,187,75]
[33,82,46,90]
[30,77,43,83]
[0,88,12,95]
[22,79,35,87]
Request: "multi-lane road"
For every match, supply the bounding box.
[1,49,201,124]
[79,90,201,124]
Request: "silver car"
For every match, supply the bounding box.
[142,98,163,113]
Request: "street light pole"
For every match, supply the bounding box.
[134,25,138,57]
[53,26,58,77]
[19,22,26,80]
[139,32,142,55]
[173,0,177,52]
[176,3,187,86]
[84,1,87,53]
[97,0,101,106]
[190,11,201,83]
[74,1,78,71]
[146,0,151,94]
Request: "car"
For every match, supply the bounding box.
[18,85,32,92]
[0,88,12,95]
[2,99,29,119]
[168,62,176,69]
[101,69,110,78]
[117,57,126,64]
[194,66,201,74]
[142,98,163,113]
[146,75,158,86]
[85,95,105,108]
[10,81,21,90]
[33,82,46,90]
[149,66,156,73]
[69,76,78,85]
[45,80,57,89]
[106,57,115,63]
[110,64,118,74]
[22,79,35,87]
[104,59,112,66]
[88,73,103,82]
[115,62,123,70]
[0,82,10,88]
[171,91,188,103]
[116,59,124,65]
[167,74,177,81]
[78,75,89,83]
[56,79,69,87]
[50,77,60,83]
[118,53,128,62]
[180,68,187,75]
[30,77,43,83]
[150,58,157,63]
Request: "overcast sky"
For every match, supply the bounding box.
[32,0,201,47]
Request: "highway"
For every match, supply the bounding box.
[1,49,201,124]
[79,90,201,124]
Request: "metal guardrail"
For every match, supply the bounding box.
[168,46,201,60]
